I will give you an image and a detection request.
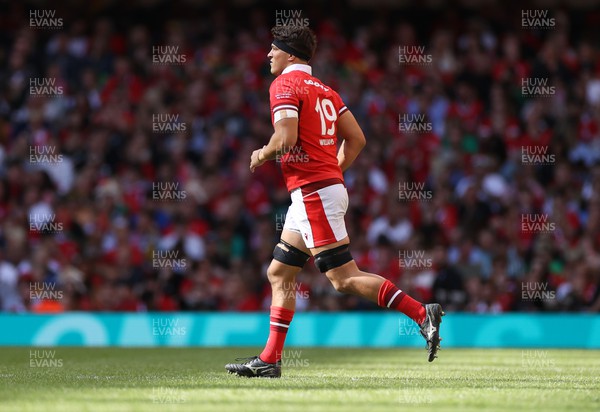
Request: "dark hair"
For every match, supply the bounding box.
[271,25,317,61]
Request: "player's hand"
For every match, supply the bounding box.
[250,146,266,173]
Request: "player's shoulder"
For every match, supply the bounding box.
[303,74,336,94]
[269,71,343,106]
[269,71,296,98]
[270,70,304,90]
[303,76,344,107]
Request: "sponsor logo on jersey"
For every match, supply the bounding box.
[304,79,329,92]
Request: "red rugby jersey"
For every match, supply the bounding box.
[269,64,348,191]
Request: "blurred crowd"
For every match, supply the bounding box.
[1,2,600,313]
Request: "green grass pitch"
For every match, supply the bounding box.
[0,347,599,411]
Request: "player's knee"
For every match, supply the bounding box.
[267,240,308,285]
[314,244,355,293]
[326,270,354,294]
[266,263,291,284]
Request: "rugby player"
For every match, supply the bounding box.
[226,25,444,378]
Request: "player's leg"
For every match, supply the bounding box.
[311,238,444,361]
[225,229,309,377]
[258,229,309,364]
[267,233,309,311]
[298,183,444,361]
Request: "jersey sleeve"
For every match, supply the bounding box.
[331,90,349,118]
[269,76,300,124]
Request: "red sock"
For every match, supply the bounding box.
[377,279,426,324]
[259,306,294,363]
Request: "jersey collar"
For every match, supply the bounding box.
[282,64,312,75]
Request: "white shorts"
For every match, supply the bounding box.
[283,182,348,249]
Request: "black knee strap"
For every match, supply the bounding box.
[314,244,353,273]
[273,240,310,268]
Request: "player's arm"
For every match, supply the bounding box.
[336,110,366,172]
[250,117,298,172]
